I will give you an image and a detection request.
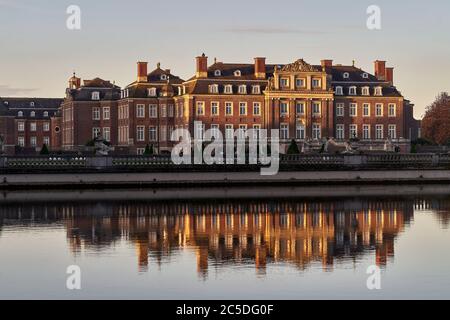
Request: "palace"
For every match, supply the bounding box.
[0,55,421,155]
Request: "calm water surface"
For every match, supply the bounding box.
[1,189,450,299]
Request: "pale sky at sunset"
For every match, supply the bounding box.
[0,0,449,118]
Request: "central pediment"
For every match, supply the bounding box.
[280,59,321,72]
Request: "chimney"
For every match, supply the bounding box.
[254,57,266,79]
[386,67,394,85]
[321,59,333,68]
[196,53,208,78]
[165,69,171,74]
[137,61,148,82]
[374,60,386,80]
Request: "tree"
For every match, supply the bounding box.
[40,144,49,155]
[286,139,300,154]
[421,92,450,145]
[143,144,154,156]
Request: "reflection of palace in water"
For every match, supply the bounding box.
[1,198,450,275]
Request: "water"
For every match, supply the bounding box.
[0,187,450,299]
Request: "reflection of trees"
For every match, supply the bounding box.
[1,197,450,274]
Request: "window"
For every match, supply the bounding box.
[375,124,384,140]
[280,78,289,87]
[238,125,247,140]
[160,126,167,141]
[30,102,35,107]
[209,84,219,94]
[160,105,167,117]
[148,88,157,97]
[30,111,35,117]
[43,136,50,146]
[349,124,358,139]
[18,137,25,147]
[252,85,261,94]
[335,86,343,95]
[30,137,37,147]
[225,124,234,140]
[149,104,158,118]
[214,70,221,76]
[252,125,261,140]
[253,102,261,116]
[388,103,396,117]
[280,102,289,116]
[103,127,111,141]
[336,124,344,140]
[136,104,145,118]
[103,107,110,120]
[196,102,205,116]
[18,111,23,117]
[92,107,100,120]
[343,72,349,79]
[92,127,101,139]
[336,103,344,117]
[239,102,247,115]
[296,124,305,140]
[91,91,100,100]
[225,102,233,116]
[224,85,233,94]
[362,87,370,96]
[362,73,369,79]
[312,79,321,88]
[296,78,305,88]
[363,103,370,117]
[296,102,305,115]
[349,103,357,117]
[211,102,219,116]
[234,70,241,77]
[43,111,49,117]
[280,124,289,140]
[313,101,321,115]
[136,126,145,142]
[149,126,157,141]
[349,86,357,95]
[43,122,50,132]
[375,103,383,117]
[238,85,247,94]
[363,125,370,140]
[30,122,37,132]
[168,104,174,117]
[160,74,167,81]
[312,124,321,139]
[375,87,383,96]
[18,122,25,132]
[388,125,397,139]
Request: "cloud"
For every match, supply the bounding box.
[0,85,38,96]
[222,26,329,35]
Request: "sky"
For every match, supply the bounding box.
[0,0,449,118]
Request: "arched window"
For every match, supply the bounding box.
[362,73,369,79]
[214,70,221,76]
[18,111,23,117]
[148,88,157,97]
[343,72,350,79]
[30,111,35,117]
[335,86,343,95]
[91,91,100,100]
[349,86,357,95]
[43,111,49,117]
[234,70,241,77]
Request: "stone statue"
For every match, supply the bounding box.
[94,136,112,156]
[324,138,354,154]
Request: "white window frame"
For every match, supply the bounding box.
[375,103,383,117]
[363,103,370,117]
[336,103,344,117]
[336,124,344,140]
[136,126,145,142]
[196,102,205,116]
[239,102,247,116]
[349,124,358,139]
[225,102,233,116]
[363,124,371,140]
[253,102,261,116]
[149,104,158,118]
[211,102,219,116]
[388,103,396,117]
[349,103,357,117]
[136,104,145,118]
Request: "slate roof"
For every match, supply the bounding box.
[0,97,63,118]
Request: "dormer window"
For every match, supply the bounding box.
[349,86,357,95]
[160,74,167,81]
[224,85,233,94]
[214,70,221,76]
[30,102,35,107]
[30,111,35,117]
[177,87,182,95]
[18,111,23,117]
[148,88,157,97]
[91,91,100,100]
[234,70,241,77]
[362,73,369,79]
[362,86,370,96]
[335,86,343,95]
[209,84,219,94]
[238,85,247,94]
[43,111,49,117]
[252,85,261,94]
[343,72,350,79]
[375,86,383,96]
